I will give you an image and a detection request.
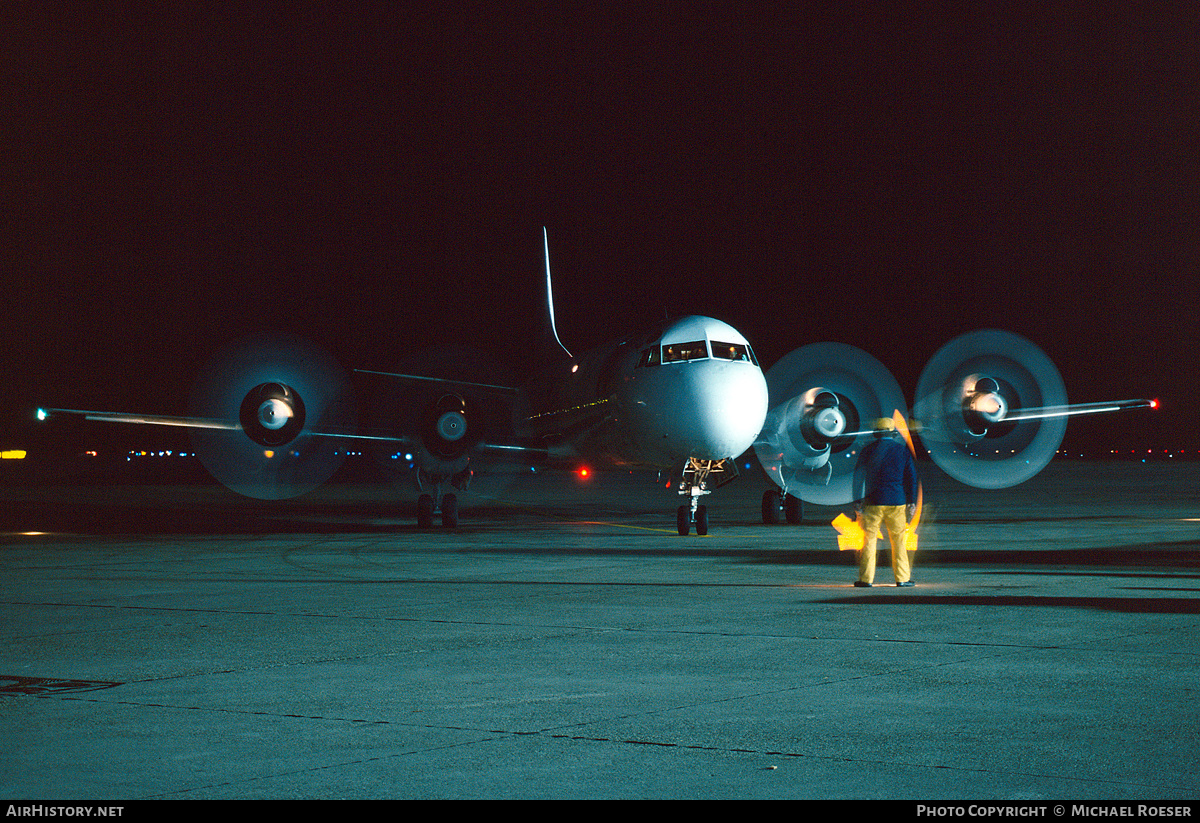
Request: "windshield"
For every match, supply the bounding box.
[662,340,709,363]
[712,341,757,365]
[636,336,758,367]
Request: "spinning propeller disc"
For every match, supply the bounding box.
[914,329,1066,489]
[189,333,355,500]
[755,343,906,506]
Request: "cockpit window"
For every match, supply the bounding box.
[662,340,709,363]
[637,336,757,367]
[712,342,757,365]
[636,346,661,368]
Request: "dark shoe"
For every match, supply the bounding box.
[896,581,916,587]
[853,581,872,588]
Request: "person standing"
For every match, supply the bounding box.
[852,417,919,587]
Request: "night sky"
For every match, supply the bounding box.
[4,6,1197,456]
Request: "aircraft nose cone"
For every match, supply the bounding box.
[677,362,769,460]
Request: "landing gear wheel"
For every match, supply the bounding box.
[785,494,803,524]
[417,494,434,529]
[677,505,690,536]
[695,505,708,536]
[762,489,781,525]
[441,493,458,528]
[762,490,802,524]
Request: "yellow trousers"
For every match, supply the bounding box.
[858,505,913,585]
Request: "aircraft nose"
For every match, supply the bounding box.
[678,362,769,460]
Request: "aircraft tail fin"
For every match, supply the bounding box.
[543,227,573,359]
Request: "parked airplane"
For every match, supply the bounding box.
[38,230,1154,534]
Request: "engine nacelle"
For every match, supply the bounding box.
[961,376,1008,437]
[760,388,846,473]
[239,382,306,447]
[423,393,471,458]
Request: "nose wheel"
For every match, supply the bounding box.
[677,503,709,536]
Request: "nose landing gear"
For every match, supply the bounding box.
[675,457,736,536]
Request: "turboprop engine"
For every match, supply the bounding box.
[756,329,1154,517]
[754,342,906,510]
[354,344,521,528]
[409,392,475,482]
[188,333,356,500]
[913,329,1069,489]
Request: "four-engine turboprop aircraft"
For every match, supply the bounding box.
[37,230,1155,535]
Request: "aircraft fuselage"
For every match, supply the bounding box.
[517,315,769,470]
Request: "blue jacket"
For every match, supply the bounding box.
[854,434,919,506]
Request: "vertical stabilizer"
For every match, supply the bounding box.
[544,227,573,358]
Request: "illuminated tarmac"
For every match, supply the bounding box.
[1,461,1198,799]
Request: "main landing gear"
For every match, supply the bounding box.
[417,492,458,529]
[676,457,737,536]
[761,488,804,524]
[415,467,472,529]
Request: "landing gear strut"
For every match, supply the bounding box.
[676,457,736,536]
